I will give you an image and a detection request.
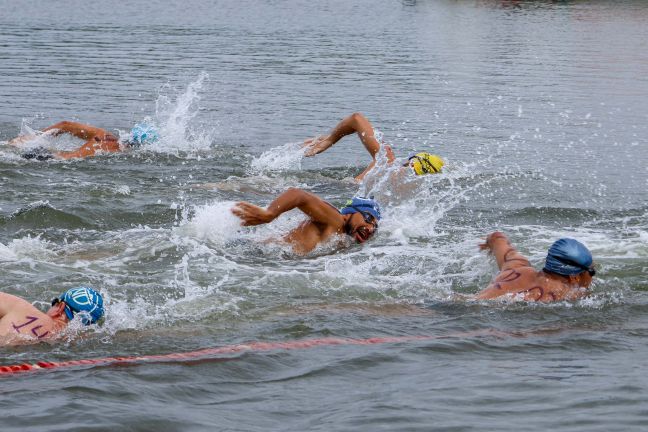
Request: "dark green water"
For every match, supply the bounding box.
[1,0,647,430]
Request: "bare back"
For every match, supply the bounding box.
[0,293,60,343]
[476,232,588,302]
[476,266,587,302]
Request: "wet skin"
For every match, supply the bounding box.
[476,231,593,302]
[9,121,123,159]
[231,188,377,255]
[0,292,69,345]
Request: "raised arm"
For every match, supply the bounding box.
[42,121,109,141]
[479,231,530,271]
[304,113,381,158]
[232,188,343,227]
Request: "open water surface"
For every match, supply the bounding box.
[1,0,647,430]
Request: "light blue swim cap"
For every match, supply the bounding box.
[340,197,382,221]
[130,123,159,146]
[543,238,593,276]
[58,286,105,325]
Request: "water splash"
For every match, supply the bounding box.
[131,72,216,155]
[249,140,307,174]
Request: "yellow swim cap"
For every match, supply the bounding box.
[408,152,444,175]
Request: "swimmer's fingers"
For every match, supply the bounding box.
[303,135,331,157]
[231,202,273,226]
[8,135,36,147]
[384,144,396,163]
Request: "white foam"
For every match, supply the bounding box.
[0,236,54,262]
[249,140,307,174]
[177,200,242,246]
[130,72,217,155]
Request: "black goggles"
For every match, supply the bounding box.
[51,298,78,317]
[350,206,378,228]
[553,255,596,276]
[403,155,440,174]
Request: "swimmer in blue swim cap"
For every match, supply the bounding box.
[0,286,105,345]
[476,232,596,302]
[303,112,444,182]
[8,120,158,160]
[232,188,381,254]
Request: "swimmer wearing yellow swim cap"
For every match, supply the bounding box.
[403,152,445,176]
[303,112,444,181]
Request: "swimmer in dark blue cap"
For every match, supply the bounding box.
[0,286,104,345]
[475,232,596,302]
[8,120,158,160]
[232,188,381,254]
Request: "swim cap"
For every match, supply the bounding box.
[408,152,444,175]
[340,197,382,221]
[543,238,593,276]
[58,287,105,325]
[129,123,159,146]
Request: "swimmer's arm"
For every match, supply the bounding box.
[54,141,98,160]
[479,231,530,271]
[232,188,341,227]
[304,112,382,158]
[42,121,108,141]
[355,144,397,182]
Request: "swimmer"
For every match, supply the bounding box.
[231,188,381,254]
[476,232,596,302]
[303,112,444,181]
[0,286,104,345]
[8,121,158,160]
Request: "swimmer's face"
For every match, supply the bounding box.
[348,211,378,243]
[578,268,594,288]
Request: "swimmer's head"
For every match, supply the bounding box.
[404,152,444,175]
[543,238,595,277]
[340,197,381,243]
[127,123,159,147]
[53,286,105,325]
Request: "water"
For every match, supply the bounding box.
[1,0,648,430]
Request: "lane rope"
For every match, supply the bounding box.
[0,335,434,377]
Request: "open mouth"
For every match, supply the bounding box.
[354,226,372,243]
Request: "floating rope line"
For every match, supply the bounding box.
[0,335,434,376]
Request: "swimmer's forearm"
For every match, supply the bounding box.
[43,121,106,141]
[327,113,381,158]
[267,188,340,224]
[483,232,529,270]
[266,188,313,219]
[483,232,513,269]
[355,160,376,182]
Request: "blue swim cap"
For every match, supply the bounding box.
[543,238,593,276]
[340,197,381,221]
[130,123,159,146]
[59,286,105,325]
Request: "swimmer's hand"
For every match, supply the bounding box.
[21,147,54,161]
[479,231,508,252]
[303,135,333,157]
[384,144,396,164]
[8,135,36,147]
[231,202,275,226]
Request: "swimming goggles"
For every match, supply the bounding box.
[552,255,596,276]
[403,155,440,174]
